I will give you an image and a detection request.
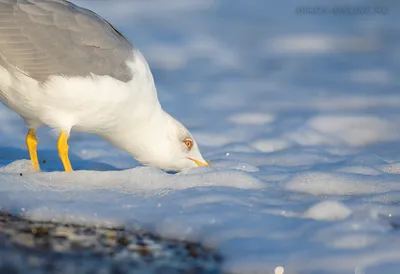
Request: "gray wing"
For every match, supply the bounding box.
[0,0,133,82]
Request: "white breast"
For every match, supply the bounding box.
[0,50,160,135]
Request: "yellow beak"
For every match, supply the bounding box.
[188,157,209,167]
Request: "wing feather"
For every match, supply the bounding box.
[0,0,133,82]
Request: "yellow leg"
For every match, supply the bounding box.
[57,131,73,172]
[25,129,40,171]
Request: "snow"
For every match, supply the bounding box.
[1,0,400,273]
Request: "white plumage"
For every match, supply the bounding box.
[0,0,208,172]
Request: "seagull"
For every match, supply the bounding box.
[0,0,208,172]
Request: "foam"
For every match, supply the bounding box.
[0,0,399,273]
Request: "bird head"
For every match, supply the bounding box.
[137,112,208,172]
[110,111,208,172]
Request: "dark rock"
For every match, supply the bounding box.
[0,211,223,274]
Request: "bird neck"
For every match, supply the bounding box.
[102,107,172,161]
[100,49,176,161]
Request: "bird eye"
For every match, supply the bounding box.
[184,139,193,149]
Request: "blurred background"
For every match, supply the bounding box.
[75,0,400,156]
[1,0,400,168]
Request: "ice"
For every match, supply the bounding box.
[285,172,398,195]
[270,34,380,54]
[303,201,352,221]
[229,112,275,125]
[1,0,400,273]
[329,234,378,249]
[287,115,400,147]
[251,138,290,153]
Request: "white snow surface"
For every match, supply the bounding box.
[1,0,400,273]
